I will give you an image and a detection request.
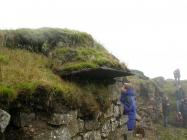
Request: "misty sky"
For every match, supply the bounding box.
[0,0,187,79]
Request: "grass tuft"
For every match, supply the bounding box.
[0,85,16,100]
[52,47,124,74]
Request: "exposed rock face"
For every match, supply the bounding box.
[2,70,162,140]
[34,127,71,140]
[0,109,10,133]
[39,103,127,140]
[0,78,162,140]
[41,83,127,139]
[5,101,128,140]
[0,78,134,140]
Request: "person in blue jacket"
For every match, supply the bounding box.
[120,83,137,139]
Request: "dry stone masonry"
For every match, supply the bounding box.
[8,101,128,140]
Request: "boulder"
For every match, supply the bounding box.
[48,111,77,126]
[48,113,67,126]
[0,109,10,133]
[77,119,84,132]
[84,120,100,131]
[108,128,126,140]
[48,111,79,137]
[104,104,114,118]
[110,118,118,131]
[113,105,120,118]
[20,113,35,127]
[83,131,101,140]
[72,135,82,140]
[119,115,128,126]
[101,120,111,138]
[33,127,71,140]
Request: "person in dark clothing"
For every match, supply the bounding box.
[162,96,170,127]
[181,97,187,127]
[120,83,137,140]
[173,69,180,85]
[175,85,185,112]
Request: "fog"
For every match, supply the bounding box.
[0,0,187,79]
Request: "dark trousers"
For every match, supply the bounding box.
[163,115,168,127]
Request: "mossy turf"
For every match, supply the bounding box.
[52,46,124,74]
[0,47,70,97]
[0,28,127,74]
[0,28,95,54]
[0,47,112,117]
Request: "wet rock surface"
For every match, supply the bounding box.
[0,109,10,133]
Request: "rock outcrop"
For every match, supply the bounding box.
[0,109,10,133]
[5,91,128,140]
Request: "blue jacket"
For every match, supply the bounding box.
[120,88,137,114]
[120,88,137,130]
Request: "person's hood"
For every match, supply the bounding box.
[125,88,135,96]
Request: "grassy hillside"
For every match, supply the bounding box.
[0,47,71,97]
[0,28,128,118]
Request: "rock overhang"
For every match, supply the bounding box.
[57,67,134,81]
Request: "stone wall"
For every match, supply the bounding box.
[6,101,128,140]
[34,103,127,140]
[2,79,163,140]
[4,83,129,140]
